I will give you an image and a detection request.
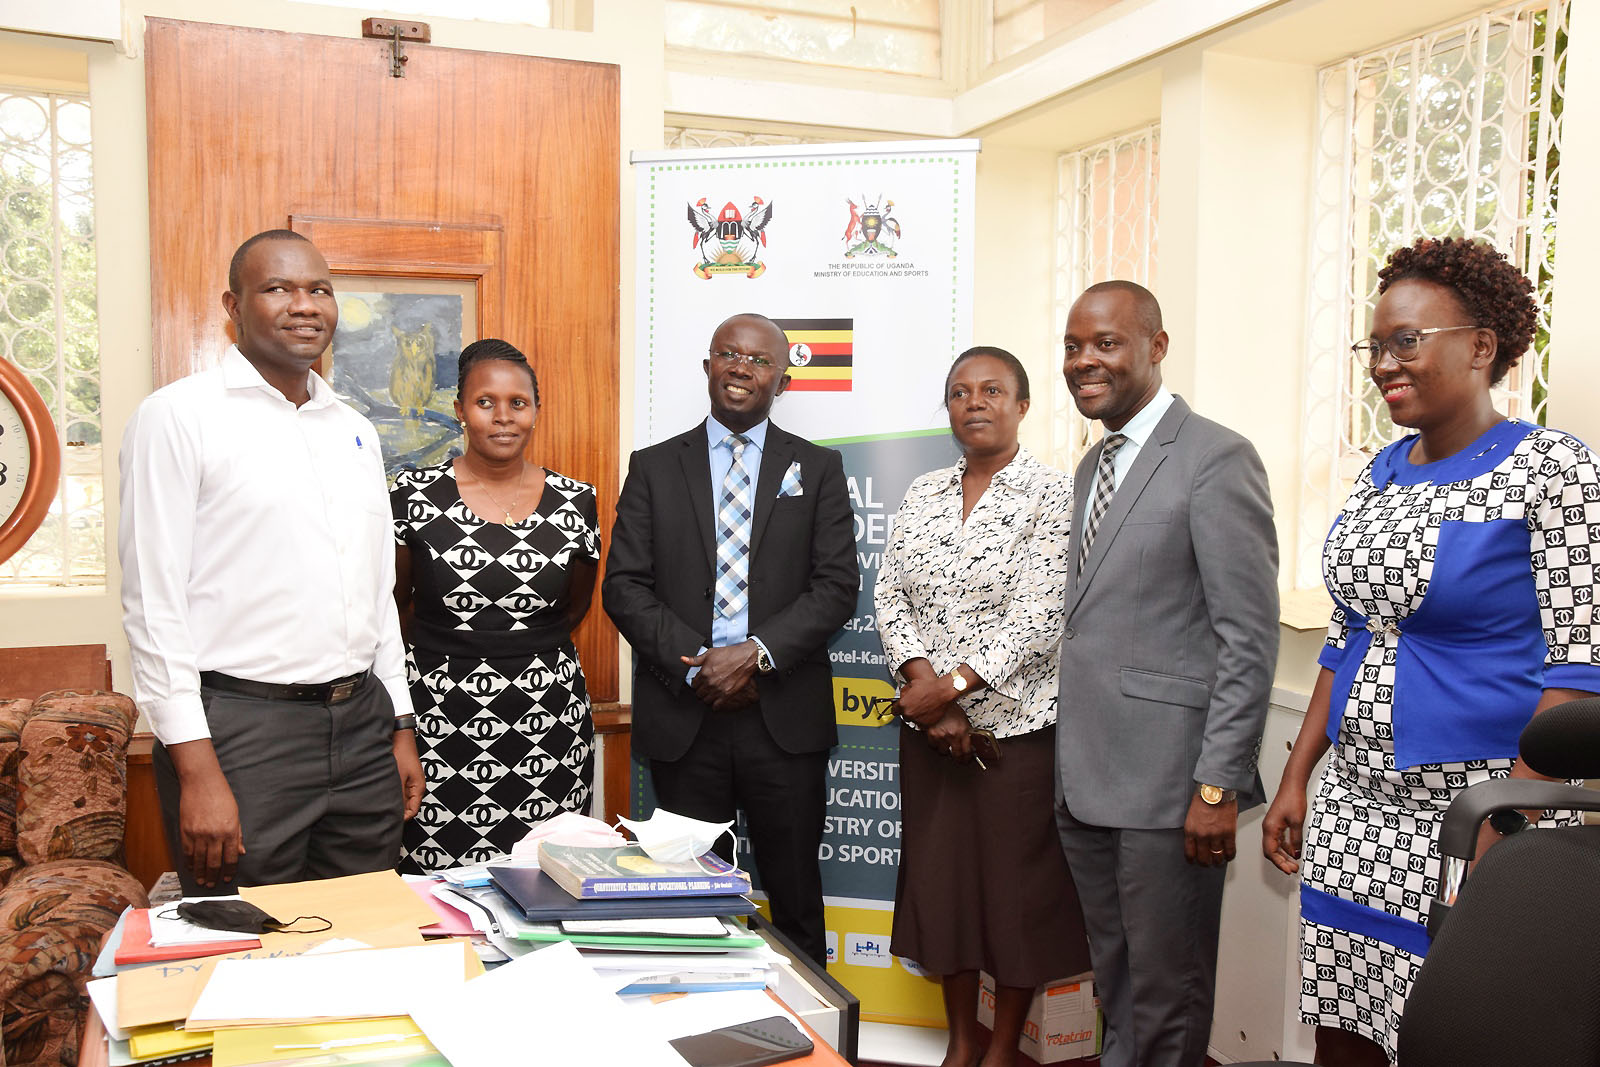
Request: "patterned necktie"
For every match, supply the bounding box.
[715,433,754,618]
[1077,432,1129,573]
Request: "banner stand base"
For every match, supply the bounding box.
[860,1021,947,1066]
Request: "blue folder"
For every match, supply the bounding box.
[488,866,758,921]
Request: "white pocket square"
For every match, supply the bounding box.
[778,462,804,497]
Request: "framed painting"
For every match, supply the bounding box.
[319,275,477,479]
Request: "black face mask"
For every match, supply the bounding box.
[168,899,332,935]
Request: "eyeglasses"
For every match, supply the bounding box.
[1350,325,1480,369]
[709,349,777,369]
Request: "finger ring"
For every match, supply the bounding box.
[1210,848,1224,855]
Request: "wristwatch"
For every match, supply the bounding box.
[393,714,417,732]
[947,671,969,694]
[1197,783,1237,805]
[755,644,775,674]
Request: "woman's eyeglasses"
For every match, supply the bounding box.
[1351,325,1480,369]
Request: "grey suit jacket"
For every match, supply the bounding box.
[1056,395,1279,829]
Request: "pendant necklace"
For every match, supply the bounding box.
[470,464,526,523]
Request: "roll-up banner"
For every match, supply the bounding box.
[630,139,978,1024]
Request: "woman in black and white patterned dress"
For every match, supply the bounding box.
[1263,238,1600,1065]
[876,347,1089,1067]
[391,339,600,872]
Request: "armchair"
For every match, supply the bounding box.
[0,690,148,1067]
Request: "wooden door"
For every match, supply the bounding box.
[145,19,619,700]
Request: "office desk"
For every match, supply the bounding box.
[80,947,852,1067]
[78,989,851,1067]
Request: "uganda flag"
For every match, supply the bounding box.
[774,317,853,392]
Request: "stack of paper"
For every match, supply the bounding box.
[586,942,788,995]
[186,941,477,1029]
[84,868,822,1067]
[424,875,785,994]
[409,941,685,1067]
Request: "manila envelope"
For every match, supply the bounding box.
[242,870,438,940]
[117,923,426,1032]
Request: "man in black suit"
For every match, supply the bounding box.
[603,312,858,964]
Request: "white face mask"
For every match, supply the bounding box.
[616,809,738,871]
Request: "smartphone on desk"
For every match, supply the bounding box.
[668,1015,814,1067]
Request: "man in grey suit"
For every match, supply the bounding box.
[1055,281,1278,1067]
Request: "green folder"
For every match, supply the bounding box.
[512,916,765,949]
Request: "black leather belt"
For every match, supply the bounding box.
[199,670,370,705]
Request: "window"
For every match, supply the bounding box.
[0,88,101,587]
[665,1,942,78]
[989,0,1126,65]
[664,125,841,150]
[286,0,552,25]
[1297,1,1567,585]
[1049,123,1159,469]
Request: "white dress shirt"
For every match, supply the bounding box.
[874,447,1074,737]
[1107,385,1174,488]
[119,346,413,745]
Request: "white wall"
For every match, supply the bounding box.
[6,3,1598,1056]
[0,0,665,695]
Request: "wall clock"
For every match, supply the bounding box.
[0,357,61,566]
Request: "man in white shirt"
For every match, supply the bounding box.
[120,229,424,894]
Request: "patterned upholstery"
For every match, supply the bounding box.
[0,701,30,881]
[0,690,147,1067]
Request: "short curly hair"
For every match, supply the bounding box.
[1376,236,1537,386]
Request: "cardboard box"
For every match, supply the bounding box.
[977,970,1102,1063]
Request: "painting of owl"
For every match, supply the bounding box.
[390,322,435,417]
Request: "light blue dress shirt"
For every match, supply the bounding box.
[1107,386,1174,489]
[687,416,775,681]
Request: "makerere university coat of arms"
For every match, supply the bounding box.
[688,197,775,278]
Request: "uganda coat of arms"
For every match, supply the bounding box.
[843,196,900,258]
[688,197,774,278]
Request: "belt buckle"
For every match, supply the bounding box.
[329,680,358,703]
[1365,618,1401,638]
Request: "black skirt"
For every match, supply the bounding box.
[891,721,1091,987]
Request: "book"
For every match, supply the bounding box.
[488,866,756,920]
[536,841,752,899]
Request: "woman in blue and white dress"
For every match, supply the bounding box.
[1262,237,1600,1066]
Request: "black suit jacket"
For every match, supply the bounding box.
[602,420,859,762]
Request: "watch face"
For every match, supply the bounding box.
[1199,784,1223,805]
[0,359,62,566]
[0,391,31,524]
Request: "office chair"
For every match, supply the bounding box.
[1234,696,1600,1067]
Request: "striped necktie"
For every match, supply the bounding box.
[1077,432,1129,574]
[715,433,754,618]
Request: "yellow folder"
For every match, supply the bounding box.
[126,1022,214,1059]
[211,1015,437,1066]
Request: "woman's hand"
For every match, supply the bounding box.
[893,674,955,727]
[925,705,974,761]
[1261,781,1308,874]
[1262,666,1337,876]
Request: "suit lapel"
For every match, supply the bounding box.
[678,425,716,572]
[748,425,794,560]
[1067,397,1190,615]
